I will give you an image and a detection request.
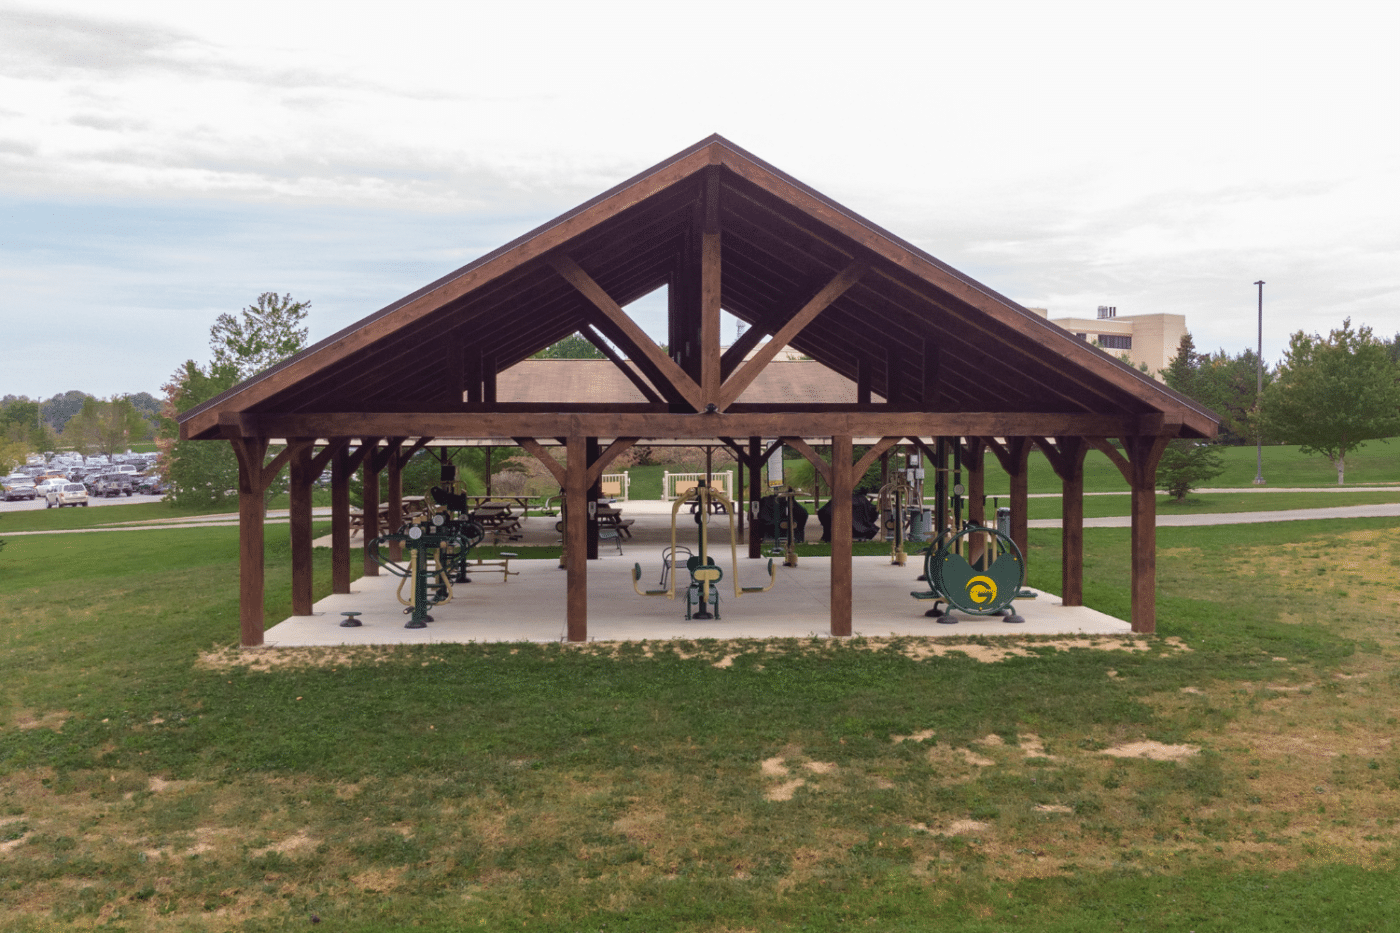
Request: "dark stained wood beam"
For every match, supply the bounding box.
[586,437,639,487]
[579,324,663,403]
[718,260,866,410]
[853,436,902,479]
[829,435,854,637]
[218,410,1146,441]
[515,437,567,487]
[229,435,271,648]
[783,436,832,487]
[1033,436,1089,606]
[719,318,769,380]
[700,169,723,406]
[286,438,318,616]
[551,255,704,411]
[565,437,589,641]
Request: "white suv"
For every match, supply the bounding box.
[47,482,90,508]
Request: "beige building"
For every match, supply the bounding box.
[1025,306,1186,379]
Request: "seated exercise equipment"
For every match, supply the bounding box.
[911,522,1030,624]
[753,484,804,568]
[631,484,777,619]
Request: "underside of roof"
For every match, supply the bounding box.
[179,135,1218,443]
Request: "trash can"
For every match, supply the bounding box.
[996,506,1012,538]
[906,507,932,542]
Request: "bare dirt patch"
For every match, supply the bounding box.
[11,708,69,730]
[959,749,996,767]
[765,779,806,801]
[1101,741,1200,761]
[760,757,789,777]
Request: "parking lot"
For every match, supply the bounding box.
[0,490,163,511]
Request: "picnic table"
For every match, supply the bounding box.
[595,505,635,539]
[467,499,526,540]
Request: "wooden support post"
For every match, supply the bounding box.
[986,437,1031,558]
[385,438,405,561]
[1088,433,1174,633]
[748,436,762,559]
[965,438,987,565]
[700,170,722,407]
[565,437,589,642]
[362,442,382,577]
[288,439,316,616]
[331,446,352,594]
[735,447,746,535]
[230,436,270,648]
[587,436,600,560]
[1062,454,1086,606]
[830,436,854,637]
[1127,434,1171,634]
[1008,439,1030,559]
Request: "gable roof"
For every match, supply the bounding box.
[179,134,1217,442]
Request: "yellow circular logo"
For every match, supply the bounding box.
[966,575,997,605]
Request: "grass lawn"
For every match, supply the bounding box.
[3,507,1400,931]
[608,439,1398,505]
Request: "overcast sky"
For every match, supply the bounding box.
[3,0,1397,400]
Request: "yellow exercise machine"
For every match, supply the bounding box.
[631,484,777,619]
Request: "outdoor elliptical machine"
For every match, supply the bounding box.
[911,521,1028,624]
[759,483,802,568]
[369,511,486,628]
[631,483,777,619]
[876,474,914,567]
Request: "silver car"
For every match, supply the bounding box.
[47,482,90,508]
[3,476,37,501]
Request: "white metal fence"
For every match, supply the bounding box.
[662,470,733,501]
[600,472,630,501]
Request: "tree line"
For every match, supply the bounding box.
[0,392,160,474]
[1161,321,1400,487]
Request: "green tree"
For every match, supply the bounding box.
[531,333,607,360]
[0,435,28,475]
[159,361,242,507]
[67,396,151,459]
[1262,318,1400,485]
[41,390,91,432]
[1160,334,1270,445]
[161,292,311,506]
[209,292,311,379]
[1157,439,1225,502]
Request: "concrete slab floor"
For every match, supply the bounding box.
[263,552,1130,647]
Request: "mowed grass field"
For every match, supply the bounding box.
[2,470,1400,929]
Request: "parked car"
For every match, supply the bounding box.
[3,476,38,501]
[135,475,165,495]
[34,477,69,499]
[92,473,135,497]
[46,482,89,508]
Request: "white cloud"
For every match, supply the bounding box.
[1,0,1397,396]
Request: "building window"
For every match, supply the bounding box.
[1075,333,1088,341]
[1099,335,1132,350]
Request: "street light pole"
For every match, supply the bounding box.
[1253,280,1265,485]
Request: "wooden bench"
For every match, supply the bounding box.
[460,552,519,582]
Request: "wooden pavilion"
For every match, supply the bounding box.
[178,135,1219,648]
